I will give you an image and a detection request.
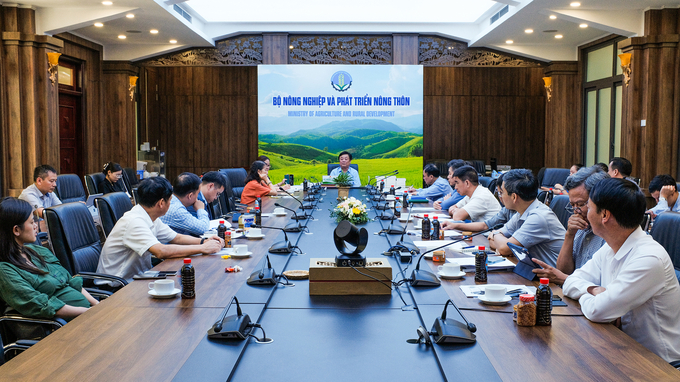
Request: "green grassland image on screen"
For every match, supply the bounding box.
[258,65,424,187]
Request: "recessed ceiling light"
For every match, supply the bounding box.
[570,2,580,6]
[169,39,177,44]
[555,34,563,39]
[506,40,514,44]
[118,35,126,39]
[102,1,113,5]
[94,22,104,27]
[579,23,588,28]
[126,14,134,18]
[289,45,294,49]
[150,29,159,34]
[525,29,533,34]
[549,15,557,20]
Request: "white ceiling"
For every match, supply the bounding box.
[8,0,680,62]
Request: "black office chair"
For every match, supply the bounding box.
[538,168,570,202]
[650,212,680,282]
[84,173,106,196]
[549,195,572,230]
[478,176,492,188]
[0,298,64,364]
[220,168,247,198]
[327,163,359,175]
[123,167,140,188]
[44,202,127,296]
[54,174,87,204]
[467,160,486,175]
[95,192,133,238]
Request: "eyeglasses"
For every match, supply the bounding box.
[565,201,587,214]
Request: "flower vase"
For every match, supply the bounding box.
[337,186,350,199]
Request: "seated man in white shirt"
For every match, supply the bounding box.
[18,164,61,219]
[329,151,361,187]
[97,177,223,282]
[448,165,500,222]
[563,178,680,364]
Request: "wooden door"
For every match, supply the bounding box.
[59,93,81,176]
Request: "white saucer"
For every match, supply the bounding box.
[438,271,465,279]
[273,212,287,216]
[398,216,413,222]
[478,295,511,305]
[246,234,265,239]
[231,251,252,259]
[148,288,180,299]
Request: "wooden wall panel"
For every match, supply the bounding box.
[393,34,418,64]
[424,66,546,175]
[544,62,581,168]
[144,66,258,180]
[263,33,288,65]
[101,62,137,170]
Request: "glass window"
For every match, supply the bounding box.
[597,88,611,164]
[614,85,622,156]
[587,45,613,82]
[585,91,597,166]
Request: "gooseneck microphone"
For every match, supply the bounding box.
[389,204,419,254]
[441,298,476,333]
[252,224,294,254]
[410,224,503,287]
[247,255,277,285]
[279,187,314,216]
[274,203,304,232]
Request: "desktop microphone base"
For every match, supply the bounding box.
[431,318,476,344]
[283,222,303,232]
[269,241,293,254]
[395,241,420,254]
[207,314,252,340]
[247,268,278,285]
[385,223,405,234]
[410,269,441,287]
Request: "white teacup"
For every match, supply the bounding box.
[148,279,175,294]
[234,244,249,254]
[485,285,507,301]
[248,228,262,237]
[273,207,286,215]
[438,262,460,276]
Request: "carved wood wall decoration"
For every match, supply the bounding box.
[141,36,263,66]
[289,36,392,64]
[419,36,542,67]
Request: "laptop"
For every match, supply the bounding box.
[506,242,541,281]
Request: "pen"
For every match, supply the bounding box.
[462,245,475,249]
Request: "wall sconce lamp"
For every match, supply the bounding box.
[618,53,632,87]
[129,76,138,101]
[542,76,552,102]
[47,52,61,84]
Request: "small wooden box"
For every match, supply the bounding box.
[308,258,393,296]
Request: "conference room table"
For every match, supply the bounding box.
[0,187,677,381]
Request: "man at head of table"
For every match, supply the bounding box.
[329,151,361,187]
[407,163,452,202]
[531,165,609,284]
[96,177,223,282]
[563,178,680,364]
[488,169,564,267]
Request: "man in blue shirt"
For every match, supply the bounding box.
[647,174,680,218]
[160,172,211,236]
[329,151,361,187]
[407,163,453,202]
[434,159,467,212]
[187,171,227,219]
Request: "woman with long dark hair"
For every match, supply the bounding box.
[98,162,129,196]
[0,197,97,321]
[240,161,278,205]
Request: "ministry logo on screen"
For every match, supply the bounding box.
[330,71,352,92]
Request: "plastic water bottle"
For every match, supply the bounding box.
[254,206,262,226]
[394,197,401,218]
[217,220,227,241]
[432,216,440,240]
[421,214,431,240]
[536,278,552,325]
[389,185,395,196]
[181,258,195,299]
[474,246,487,283]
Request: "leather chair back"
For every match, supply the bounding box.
[327,163,359,176]
[540,168,570,188]
[650,212,680,281]
[84,173,106,196]
[478,176,492,188]
[44,202,102,275]
[55,174,86,204]
[220,168,247,198]
[123,167,140,187]
[549,195,572,230]
[467,160,486,175]
[95,192,133,238]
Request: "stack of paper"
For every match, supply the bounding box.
[452,256,515,272]
[459,284,536,298]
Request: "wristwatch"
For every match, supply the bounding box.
[659,197,667,202]
[200,238,206,244]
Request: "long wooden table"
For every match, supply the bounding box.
[0,188,677,381]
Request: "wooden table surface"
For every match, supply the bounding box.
[1,189,678,381]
